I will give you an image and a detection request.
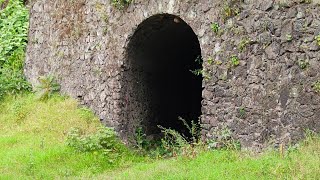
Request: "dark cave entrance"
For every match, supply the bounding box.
[125,14,203,138]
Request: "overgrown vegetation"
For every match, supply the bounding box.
[0,0,30,99]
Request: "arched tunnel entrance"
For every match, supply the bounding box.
[123,14,203,138]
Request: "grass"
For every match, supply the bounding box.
[0,93,144,179]
[106,138,320,179]
[0,94,319,179]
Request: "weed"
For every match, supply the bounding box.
[312,81,320,93]
[66,126,125,162]
[157,117,202,158]
[315,34,320,46]
[238,38,250,52]
[134,127,149,151]
[35,75,60,101]
[298,59,309,70]
[207,57,214,65]
[207,126,241,150]
[222,0,242,21]
[238,107,246,119]
[211,22,220,33]
[230,55,240,67]
[286,34,293,41]
[111,0,132,9]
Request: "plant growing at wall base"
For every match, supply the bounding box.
[207,126,241,150]
[35,75,60,101]
[157,117,202,158]
[67,126,125,162]
[134,127,149,151]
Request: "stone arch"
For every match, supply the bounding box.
[121,14,203,139]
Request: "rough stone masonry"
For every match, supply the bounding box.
[25,0,320,150]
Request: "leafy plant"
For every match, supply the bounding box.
[238,38,250,52]
[156,117,202,158]
[207,126,241,150]
[211,22,220,33]
[66,126,125,161]
[0,0,30,99]
[35,75,60,101]
[134,127,149,151]
[230,55,240,67]
[111,0,132,9]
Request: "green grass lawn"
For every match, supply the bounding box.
[0,94,319,179]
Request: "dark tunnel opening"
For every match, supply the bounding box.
[125,14,203,138]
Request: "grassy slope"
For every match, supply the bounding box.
[0,94,142,179]
[0,94,319,179]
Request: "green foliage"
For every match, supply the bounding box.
[315,34,320,46]
[238,107,246,119]
[298,59,309,70]
[210,22,220,33]
[207,126,241,150]
[35,75,60,101]
[312,81,320,93]
[238,38,250,52]
[286,34,293,41]
[0,0,30,99]
[157,117,202,158]
[66,126,125,162]
[111,0,132,9]
[230,55,240,67]
[134,127,149,151]
[222,0,242,21]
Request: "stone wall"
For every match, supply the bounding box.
[25,0,320,149]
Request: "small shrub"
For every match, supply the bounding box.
[156,117,202,158]
[35,75,60,101]
[66,126,125,162]
[207,126,241,150]
[134,127,149,151]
